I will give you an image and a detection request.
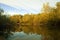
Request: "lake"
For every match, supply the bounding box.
[7,31,42,40]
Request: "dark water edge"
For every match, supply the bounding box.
[7,31,42,40]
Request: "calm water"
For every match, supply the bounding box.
[7,31,42,40]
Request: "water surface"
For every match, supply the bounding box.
[8,31,42,40]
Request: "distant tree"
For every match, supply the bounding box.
[0,8,4,15]
[10,15,23,32]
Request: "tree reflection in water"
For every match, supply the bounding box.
[7,31,42,40]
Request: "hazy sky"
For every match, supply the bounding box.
[0,0,60,15]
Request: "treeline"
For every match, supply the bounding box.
[10,2,60,40]
[0,2,60,40]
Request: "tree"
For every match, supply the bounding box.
[40,2,60,40]
[10,15,23,32]
[0,8,4,15]
[0,8,15,39]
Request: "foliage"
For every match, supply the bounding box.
[1,2,60,40]
[0,8,15,39]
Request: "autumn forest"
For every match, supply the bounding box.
[0,2,60,40]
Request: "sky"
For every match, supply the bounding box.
[8,32,41,40]
[0,0,60,15]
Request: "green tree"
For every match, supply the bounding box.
[0,8,15,39]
